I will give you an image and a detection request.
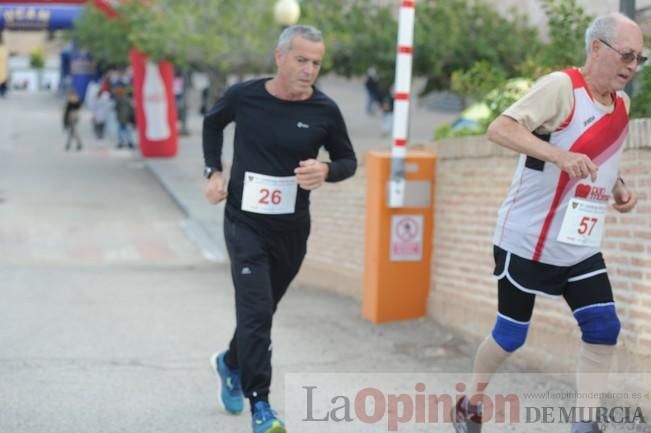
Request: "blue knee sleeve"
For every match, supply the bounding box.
[574,304,620,345]
[491,315,529,352]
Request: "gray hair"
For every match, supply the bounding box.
[584,12,630,54]
[277,25,323,53]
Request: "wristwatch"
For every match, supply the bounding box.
[203,167,218,179]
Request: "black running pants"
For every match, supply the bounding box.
[222,213,309,400]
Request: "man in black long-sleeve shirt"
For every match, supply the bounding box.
[202,25,356,433]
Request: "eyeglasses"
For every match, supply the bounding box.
[599,39,647,65]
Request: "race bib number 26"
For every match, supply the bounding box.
[241,171,297,215]
[557,198,607,247]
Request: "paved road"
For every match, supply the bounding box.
[0,87,579,433]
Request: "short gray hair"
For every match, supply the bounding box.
[277,25,323,53]
[585,13,629,54]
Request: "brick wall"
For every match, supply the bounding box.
[297,171,367,299]
[296,119,651,372]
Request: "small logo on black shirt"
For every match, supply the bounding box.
[297,122,310,129]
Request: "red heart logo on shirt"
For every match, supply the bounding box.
[575,184,591,198]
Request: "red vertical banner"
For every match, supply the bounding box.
[129,49,177,157]
[92,0,121,19]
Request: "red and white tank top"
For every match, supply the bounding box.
[494,68,629,266]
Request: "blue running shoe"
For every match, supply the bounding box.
[210,351,243,415]
[251,401,286,433]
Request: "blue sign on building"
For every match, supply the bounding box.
[0,5,83,30]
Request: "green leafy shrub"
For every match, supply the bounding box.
[631,65,651,119]
[29,48,45,70]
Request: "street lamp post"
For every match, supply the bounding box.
[274,0,300,27]
[620,0,636,19]
[620,0,636,95]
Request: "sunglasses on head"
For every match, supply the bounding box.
[599,39,648,65]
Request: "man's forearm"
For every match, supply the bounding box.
[202,119,224,171]
[325,157,357,182]
[487,115,561,165]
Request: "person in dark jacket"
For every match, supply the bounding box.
[63,91,82,151]
[381,86,394,136]
[114,86,135,149]
[202,24,356,433]
[364,67,381,115]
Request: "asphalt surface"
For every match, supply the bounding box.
[0,82,619,433]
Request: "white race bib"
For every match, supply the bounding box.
[557,198,608,247]
[241,171,297,215]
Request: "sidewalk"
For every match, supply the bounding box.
[0,86,605,433]
[145,75,459,262]
[0,90,482,433]
[140,76,651,432]
[0,89,481,433]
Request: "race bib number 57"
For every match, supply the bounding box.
[241,171,297,215]
[557,198,607,247]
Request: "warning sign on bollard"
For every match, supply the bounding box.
[390,214,423,261]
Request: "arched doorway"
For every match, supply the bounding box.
[0,1,86,92]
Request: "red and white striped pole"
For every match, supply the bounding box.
[389,0,415,207]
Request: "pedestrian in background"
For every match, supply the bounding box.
[202,24,357,433]
[0,37,8,99]
[91,90,113,140]
[63,91,83,151]
[114,86,135,149]
[364,67,382,115]
[381,85,394,136]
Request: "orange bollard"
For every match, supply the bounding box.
[362,151,436,323]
